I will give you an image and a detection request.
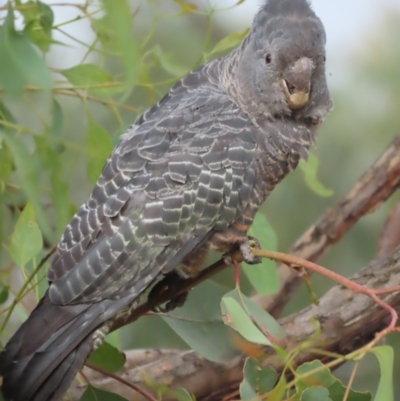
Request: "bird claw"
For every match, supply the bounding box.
[223,236,262,266]
[240,236,262,264]
[148,271,188,313]
[156,292,188,313]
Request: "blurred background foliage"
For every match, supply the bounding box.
[0,0,399,399]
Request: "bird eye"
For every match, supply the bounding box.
[265,53,272,64]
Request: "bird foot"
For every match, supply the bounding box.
[240,236,262,264]
[223,235,262,266]
[148,271,188,313]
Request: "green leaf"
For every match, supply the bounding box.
[0,284,9,304]
[295,361,335,394]
[51,176,72,237]
[208,28,250,57]
[173,0,197,15]
[35,137,71,236]
[8,203,43,267]
[327,379,371,401]
[301,387,332,401]
[0,100,16,123]
[22,1,55,53]
[2,131,52,240]
[161,280,239,362]
[104,330,120,348]
[152,45,187,77]
[240,357,277,401]
[17,0,53,30]
[299,154,333,197]
[87,341,125,373]
[0,4,52,95]
[86,120,113,184]
[0,142,13,184]
[266,375,286,401]
[50,98,64,147]
[79,385,128,401]
[61,64,110,87]
[60,64,122,96]
[99,0,140,96]
[176,388,196,401]
[222,290,286,347]
[0,102,15,184]
[243,213,279,296]
[35,137,61,174]
[371,346,394,401]
[221,296,270,345]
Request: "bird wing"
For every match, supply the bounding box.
[46,65,258,306]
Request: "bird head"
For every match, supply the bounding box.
[234,0,333,126]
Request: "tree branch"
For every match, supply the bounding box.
[68,245,400,401]
[66,134,400,401]
[258,133,400,316]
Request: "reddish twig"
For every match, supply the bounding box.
[252,249,400,331]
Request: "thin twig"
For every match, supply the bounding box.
[251,249,400,330]
[84,361,158,401]
[343,362,359,401]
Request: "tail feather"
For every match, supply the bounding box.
[32,338,93,401]
[0,291,134,401]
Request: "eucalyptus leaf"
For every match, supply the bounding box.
[100,0,140,96]
[0,4,52,95]
[221,294,271,346]
[301,386,332,401]
[299,153,333,197]
[243,213,279,296]
[173,0,197,15]
[371,346,394,401]
[295,360,335,394]
[61,64,123,96]
[2,132,52,240]
[161,280,238,362]
[328,379,371,401]
[208,28,250,57]
[222,289,286,347]
[240,357,277,401]
[87,120,113,184]
[88,341,125,373]
[8,203,43,267]
[176,388,196,401]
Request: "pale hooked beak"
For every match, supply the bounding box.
[282,57,314,110]
[282,79,310,109]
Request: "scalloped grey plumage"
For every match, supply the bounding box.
[0,1,333,400]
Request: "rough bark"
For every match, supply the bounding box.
[68,247,400,401]
[67,134,400,401]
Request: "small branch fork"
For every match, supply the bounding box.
[250,249,400,340]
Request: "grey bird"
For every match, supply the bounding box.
[0,0,332,400]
